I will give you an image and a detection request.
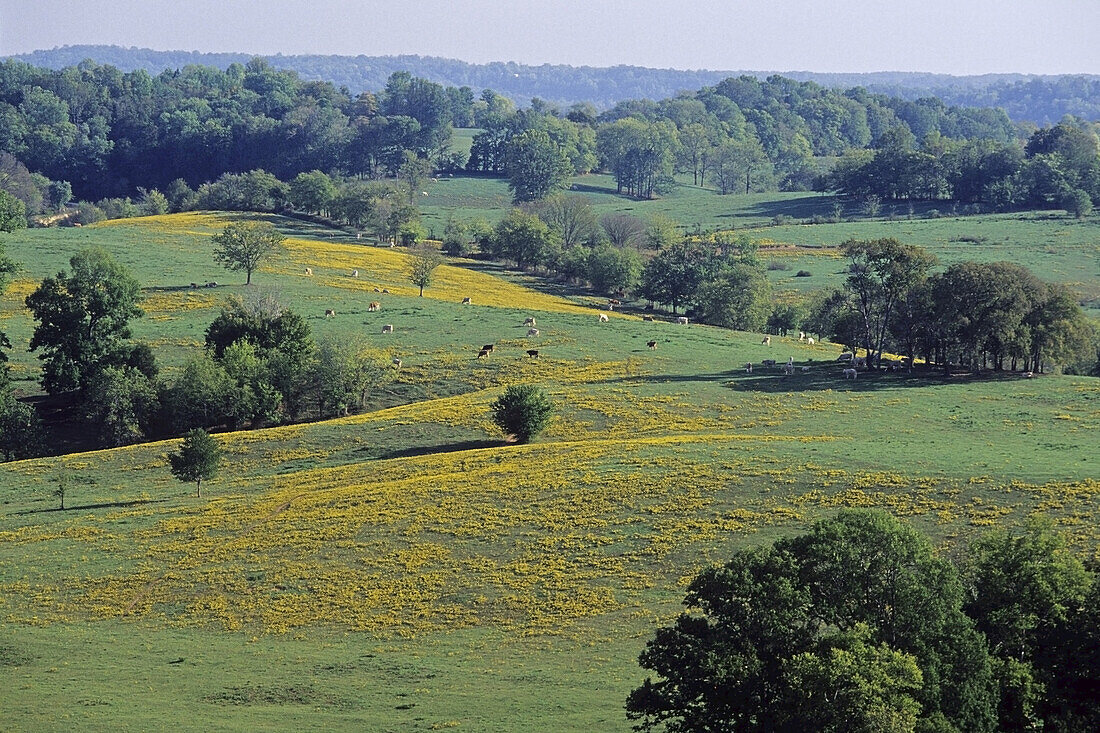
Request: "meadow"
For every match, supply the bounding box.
[0,211,1098,731]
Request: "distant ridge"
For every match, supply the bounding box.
[8,45,1100,123]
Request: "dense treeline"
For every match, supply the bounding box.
[11,46,1100,124]
[0,56,1039,209]
[629,510,1100,733]
[2,55,1096,222]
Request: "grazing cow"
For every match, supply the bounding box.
[843,368,858,379]
[461,297,472,304]
[324,309,336,317]
[608,298,621,306]
[642,315,655,322]
[676,316,689,325]
[783,363,794,375]
[807,337,815,345]
[801,366,810,372]
[854,356,867,367]
[392,358,402,369]
[368,301,381,312]
[421,191,429,196]
[373,287,381,293]
[523,317,537,326]
[381,324,394,334]
[206,282,217,288]
[647,340,658,349]
[382,289,390,294]
[527,328,540,337]
[477,349,490,359]
[762,335,771,345]
[599,313,609,323]
[745,362,753,373]
[607,303,614,311]
[526,349,540,358]
[481,344,494,353]
[351,269,359,278]
[762,359,776,367]
[1025,371,1034,378]
[787,356,794,366]
[305,267,313,276]
[190,282,199,289]
[798,331,805,342]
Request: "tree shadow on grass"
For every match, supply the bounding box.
[369,439,503,461]
[16,497,167,516]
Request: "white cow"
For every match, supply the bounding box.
[676,316,689,325]
[381,324,394,334]
[843,368,857,379]
[598,313,609,322]
[527,328,540,337]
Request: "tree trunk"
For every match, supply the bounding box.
[196,479,202,498]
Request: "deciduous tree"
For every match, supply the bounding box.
[168,428,222,497]
[211,220,285,285]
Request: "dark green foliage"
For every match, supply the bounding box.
[25,248,142,395]
[492,209,559,270]
[168,428,222,497]
[490,385,553,444]
[627,510,999,733]
[204,294,312,360]
[584,244,641,295]
[505,129,573,203]
[0,189,27,232]
[694,263,772,330]
[0,389,42,461]
[82,365,160,447]
[408,243,443,296]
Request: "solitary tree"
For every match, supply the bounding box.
[408,244,444,296]
[168,428,222,497]
[490,385,554,444]
[211,221,285,285]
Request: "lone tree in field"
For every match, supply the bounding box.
[212,221,285,285]
[408,243,444,296]
[168,428,222,497]
[490,385,554,444]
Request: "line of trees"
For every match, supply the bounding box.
[628,510,1100,733]
[3,56,1076,216]
[811,239,1094,374]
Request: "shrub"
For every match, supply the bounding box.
[766,260,791,271]
[491,385,554,444]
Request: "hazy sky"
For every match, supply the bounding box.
[2,0,1098,74]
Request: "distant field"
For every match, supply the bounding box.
[1,213,1098,731]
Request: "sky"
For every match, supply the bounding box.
[2,0,1098,75]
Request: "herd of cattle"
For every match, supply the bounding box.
[304,270,884,380]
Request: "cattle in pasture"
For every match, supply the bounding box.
[190,283,199,289]
[382,289,390,294]
[351,270,359,278]
[745,362,753,373]
[481,344,494,353]
[608,298,621,306]
[837,352,853,362]
[461,297,472,304]
[305,267,313,276]
[762,359,776,367]
[523,317,537,326]
[647,340,657,349]
[676,316,689,325]
[392,358,402,369]
[798,331,805,342]
[843,368,858,379]
[761,335,771,345]
[807,337,815,345]
[381,324,394,334]
[527,328,540,337]
[642,315,655,322]
[802,366,810,372]
[374,287,381,293]
[526,349,540,358]
[599,313,609,322]
[205,282,217,288]
[854,356,867,367]
[368,301,381,311]
[477,349,490,359]
[324,309,336,317]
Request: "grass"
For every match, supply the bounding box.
[1,211,1098,731]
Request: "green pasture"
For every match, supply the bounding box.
[1,212,1098,731]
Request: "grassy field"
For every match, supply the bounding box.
[1,212,1098,731]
